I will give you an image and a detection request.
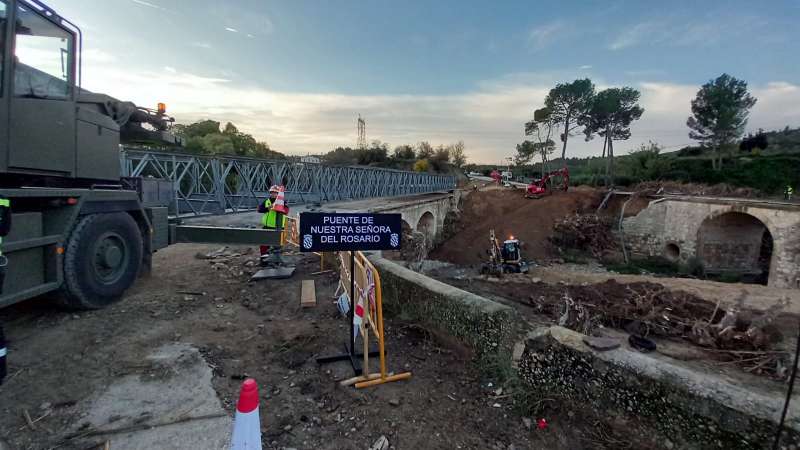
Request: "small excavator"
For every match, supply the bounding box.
[525,167,570,199]
[480,229,529,276]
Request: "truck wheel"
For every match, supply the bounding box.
[59,213,143,309]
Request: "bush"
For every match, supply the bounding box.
[414,159,430,172]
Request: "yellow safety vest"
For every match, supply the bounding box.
[261,199,287,229]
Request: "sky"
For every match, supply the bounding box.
[41,0,800,164]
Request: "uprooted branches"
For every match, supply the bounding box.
[550,213,616,258]
[527,281,790,378]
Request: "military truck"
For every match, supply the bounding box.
[0,0,279,309]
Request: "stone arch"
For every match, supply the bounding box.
[696,211,774,283]
[416,211,436,242]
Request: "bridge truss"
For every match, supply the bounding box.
[120,149,456,216]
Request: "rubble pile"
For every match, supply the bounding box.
[526,280,789,378]
[550,214,616,258]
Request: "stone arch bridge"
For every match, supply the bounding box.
[622,196,800,289]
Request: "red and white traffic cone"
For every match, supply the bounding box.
[230,378,262,450]
[272,186,289,215]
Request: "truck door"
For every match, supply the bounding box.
[8,2,75,175]
[0,1,8,173]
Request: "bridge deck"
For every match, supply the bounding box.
[184,192,453,228]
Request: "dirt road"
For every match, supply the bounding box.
[0,244,609,450]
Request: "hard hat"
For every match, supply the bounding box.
[269,185,280,194]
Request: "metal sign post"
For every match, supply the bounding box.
[300,212,402,375]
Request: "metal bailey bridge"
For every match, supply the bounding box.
[120,148,456,216]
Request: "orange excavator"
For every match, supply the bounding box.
[525,167,570,199]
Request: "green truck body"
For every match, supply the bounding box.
[0,0,280,309]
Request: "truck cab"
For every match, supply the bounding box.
[0,0,279,310]
[1,0,179,187]
[0,0,155,309]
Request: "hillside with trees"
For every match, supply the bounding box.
[321,140,467,174]
[490,73,799,195]
[171,120,284,159]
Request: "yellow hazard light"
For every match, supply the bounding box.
[157,102,166,114]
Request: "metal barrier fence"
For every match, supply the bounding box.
[120,148,456,216]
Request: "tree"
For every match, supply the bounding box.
[413,159,430,172]
[581,87,644,186]
[687,73,757,170]
[622,141,671,181]
[524,107,557,176]
[174,120,221,139]
[739,130,768,153]
[393,144,416,160]
[223,122,239,135]
[515,141,537,165]
[544,78,595,160]
[325,147,358,165]
[416,141,434,159]
[200,133,234,154]
[358,140,389,165]
[450,141,467,167]
[433,145,450,163]
[172,120,278,158]
[429,145,451,171]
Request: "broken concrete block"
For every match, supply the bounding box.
[582,336,621,351]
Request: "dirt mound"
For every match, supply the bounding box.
[429,187,604,265]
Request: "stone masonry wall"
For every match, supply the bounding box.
[622,198,800,288]
[368,255,800,448]
[697,213,766,272]
[370,255,518,364]
[519,327,800,450]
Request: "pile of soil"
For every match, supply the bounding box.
[429,187,604,265]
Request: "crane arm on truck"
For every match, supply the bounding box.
[0,0,283,311]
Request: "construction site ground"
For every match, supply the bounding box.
[425,185,800,388]
[0,243,651,450]
[429,186,649,266]
[2,186,795,449]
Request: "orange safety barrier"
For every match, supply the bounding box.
[336,251,412,388]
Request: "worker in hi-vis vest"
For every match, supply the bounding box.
[0,196,11,385]
[257,185,288,265]
[786,185,794,201]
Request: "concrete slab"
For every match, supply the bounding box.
[251,267,296,280]
[73,343,231,450]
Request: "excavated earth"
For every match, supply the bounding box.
[429,187,650,266]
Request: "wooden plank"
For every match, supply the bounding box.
[300,280,316,308]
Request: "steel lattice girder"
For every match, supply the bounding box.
[120,148,456,216]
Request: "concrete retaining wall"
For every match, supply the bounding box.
[370,255,800,449]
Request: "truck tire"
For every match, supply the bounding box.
[59,213,143,309]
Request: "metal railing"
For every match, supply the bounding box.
[120,148,456,216]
